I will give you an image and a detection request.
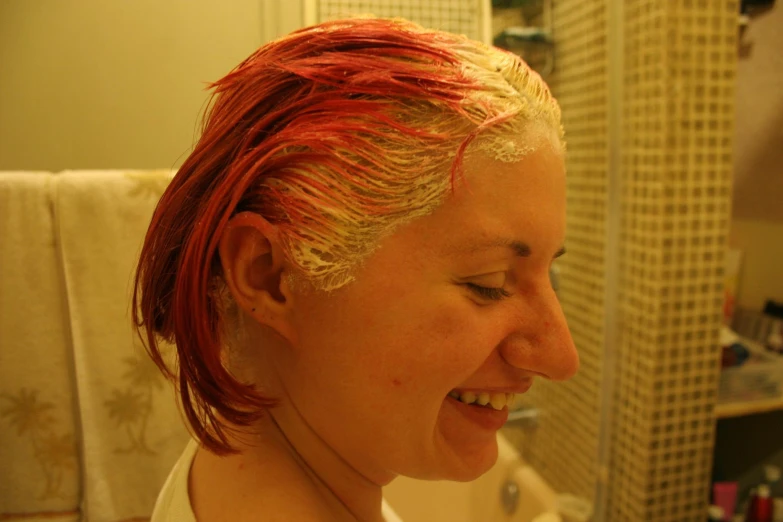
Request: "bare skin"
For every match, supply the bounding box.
[189,137,579,521]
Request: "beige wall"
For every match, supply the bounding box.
[730,3,783,310]
[733,3,783,223]
[730,219,783,310]
[0,0,263,170]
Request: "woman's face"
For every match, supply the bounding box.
[275,136,578,484]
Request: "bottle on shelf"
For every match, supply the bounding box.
[746,484,774,522]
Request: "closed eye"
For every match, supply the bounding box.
[465,283,512,301]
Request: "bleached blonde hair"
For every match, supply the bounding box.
[133,16,563,454]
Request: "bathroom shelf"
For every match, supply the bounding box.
[715,395,783,419]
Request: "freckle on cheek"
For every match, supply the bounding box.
[392,378,402,387]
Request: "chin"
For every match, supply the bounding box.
[450,426,503,480]
[447,443,499,482]
[407,437,500,482]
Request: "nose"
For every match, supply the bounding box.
[498,281,579,382]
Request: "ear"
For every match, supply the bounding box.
[218,212,297,345]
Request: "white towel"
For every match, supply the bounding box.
[0,172,81,521]
[53,170,189,521]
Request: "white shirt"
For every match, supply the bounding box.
[151,439,403,522]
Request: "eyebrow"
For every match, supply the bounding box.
[450,238,567,260]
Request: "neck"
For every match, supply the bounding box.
[217,333,392,521]
[225,405,388,522]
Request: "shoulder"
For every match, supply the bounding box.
[189,444,339,522]
[151,439,199,522]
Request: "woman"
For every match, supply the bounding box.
[134,17,579,522]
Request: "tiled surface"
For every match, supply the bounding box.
[317,0,485,41]
[506,1,736,520]
[503,0,609,504]
[612,1,735,520]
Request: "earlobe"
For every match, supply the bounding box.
[218,212,297,344]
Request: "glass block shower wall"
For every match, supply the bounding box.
[506,1,737,520]
[611,1,736,520]
[501,0,610,506]
[315,0,488,42]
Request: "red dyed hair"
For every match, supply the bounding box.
[133,17,561,454]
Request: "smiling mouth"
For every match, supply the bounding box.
[447,390,519,411]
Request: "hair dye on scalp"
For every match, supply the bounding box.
[132,17,563,454]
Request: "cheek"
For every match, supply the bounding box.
[337,295,476,390]
[296,277,504,393]
[396,299,504,386]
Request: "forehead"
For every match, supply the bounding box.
[397,139,567,261]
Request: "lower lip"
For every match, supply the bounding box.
[444,396,509,431]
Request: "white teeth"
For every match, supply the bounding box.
[461,391,477,404]
[489,393,506,410]
[450,390,519,410]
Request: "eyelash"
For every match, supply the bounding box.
[466,283,512,301]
